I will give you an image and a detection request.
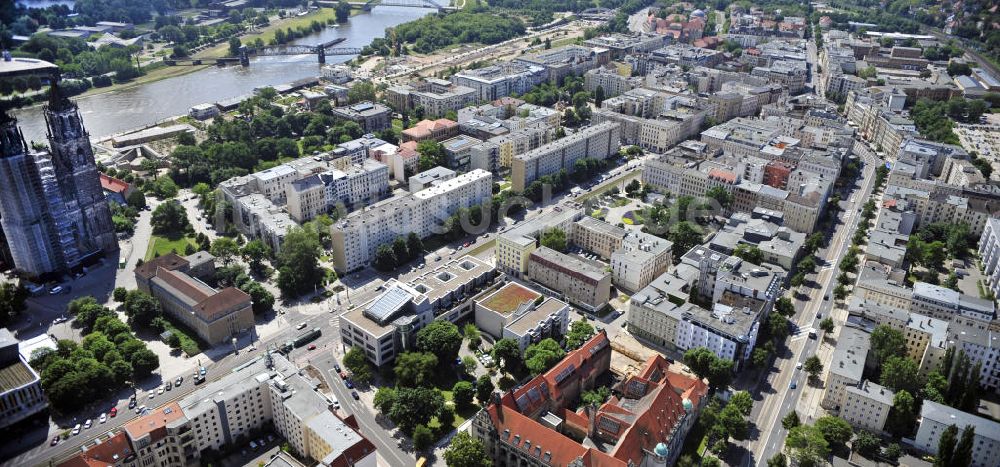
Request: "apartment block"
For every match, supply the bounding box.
[386,78,478,117]
[474,282,570,350]
[470,126,556,173]
[400,118,459,143]
[821,326,871,410]
[980,217,1000,299]
[527,246,612,313]
[450,63,547,101]
[514,45,610,83]
[511,121,621,192]
[610,231,673,293]
[914,401,1000,467]
[330,101,391,132]
[583,65,643,98]
[840,380,894,434]
[496,206,583,277]
[330,169,492,272]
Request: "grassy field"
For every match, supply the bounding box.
[163,319,203,356]
[80,63,212,98]
[242,8,339,46]
[145,235,198,260]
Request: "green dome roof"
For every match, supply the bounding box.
[654,442,669,457]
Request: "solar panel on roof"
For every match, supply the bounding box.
[364,286,411,324]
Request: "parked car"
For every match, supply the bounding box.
[50,436,60,446]
[136,405,146,415]
[109,407,117,417]
[72,424,81,435]
[165,381,172,391]
[148,392,155,399]
[157,387,164,395]
[84,419,92,429]
[175,376,183,386]
[49,286,63,295]
[790,381,797,389]
[351,390,359,400]
[199,366,207,376]
[99,413,107,424]
[307,344,317,351]
[345,380,354,389]
[339,371,349,380]
[333,364,341,373]
[796,362,803,370]
[296,323,308,330]
[128,398,136,409]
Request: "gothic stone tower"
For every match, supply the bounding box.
[43,85,118,258]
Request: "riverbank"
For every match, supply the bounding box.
[76,8,348,99]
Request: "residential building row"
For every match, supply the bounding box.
[330,169,492,272]
[56,352,376,467]
[511,121,621,192]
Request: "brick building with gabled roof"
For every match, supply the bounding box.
[472,332,707,466]
[134,251,253,345]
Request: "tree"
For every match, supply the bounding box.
[684,347,717,381]
[565,320,595,350]
[540,227,567,252]
[210,237,240,265]
[804,355,823,379]
[934,424,959,467]
[752,348,771,368]
[343,346,372,384]
[335,1,352,22]
[241,240,270,274]
[767,453,787,467]
[394,351,438,387]
[594,85,606,107]
[705,186,732,209]
[717,402,749,440]
[347,81,376,104]
[815,416,853,448]
[437,404,455,428]
[708,357,734,389]
[885,389,917,437]
[870,325,906,367]
[819,317,834,333]
[406,232,423,260]
[112,287,128,303]
[785,425,830,467]
[373,244,398,271]
[276,227,323,298]
[953,426,975,467]
[373,387,396,414]
[775,296,794,317]
[880,356,924,395]
[883,443,902,461]
[729,391,753,416]
[150,200,191,235]
[581,386,611,406]
[0,281,28,327]
[733,244,764,265]
[853,430,880,457]
[409,424,436,452]
[476,374,495,405]
[123,290,162,326]
[416,320,462,366]
[453,381,475,409]
[240,282,274,314]
[126,190,147,210]
[444,431,492,467]
[782,411,801,430]
[525,338,566,375]
[492,338,522,373]
[388,386,444,434]
[416,139,446,171]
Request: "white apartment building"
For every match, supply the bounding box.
[511,121,621,192]
[611,231,673,292]
[914,401,1000,467]
[330,169,492,272]
[821,326,871,410]
[979,217,1000,298]
[840,380,894,434]
[496,207,584,277]
[450,63,547,101]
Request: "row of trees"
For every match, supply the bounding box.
[34,303,159,413]
[373,233,424,271]
[780,415,854,466]
[391,9,526,54]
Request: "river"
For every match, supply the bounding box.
[11,6,435,143]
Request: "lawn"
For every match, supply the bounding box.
[145,235,198,260]
[428,383,478,434]
[242,8,339,46]
[163,319,203,357]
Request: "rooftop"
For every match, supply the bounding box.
[846,380,894,406]
[123,402,185,441]
[530,246,610,286]
[830,326,870,381]
[505,298,570,337]
[921,400,1000,441]
[478,282,542,315]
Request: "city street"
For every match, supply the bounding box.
[747,144,882,466]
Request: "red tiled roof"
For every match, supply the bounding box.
[193,287,251,322]
[100,173,130,194]
[155,267,212,303]
[397,141,419,159]
[57,432,134,467]
[401,118,457,139]
[708,168,737,183]
[134,253,188,280]
[123,402,184,442]
[483,345,706,467]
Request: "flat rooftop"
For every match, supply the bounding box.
[505,298,569,336]
[0,360,37,393]
[478,282,542,315]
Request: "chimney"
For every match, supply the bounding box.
[587,403,598,439]
[493,392,503,422]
